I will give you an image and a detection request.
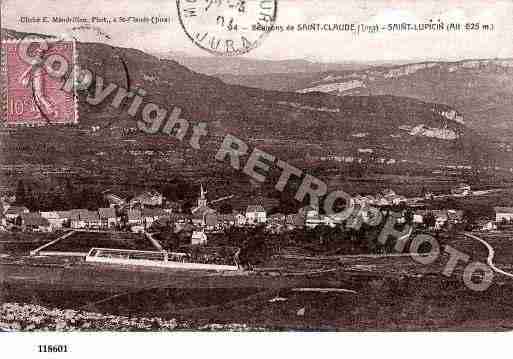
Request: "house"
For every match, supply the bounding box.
[20,212,51,232]
[151,215,172,230]
[414,210,435,225]
[127,209,143,226]
[104,192,126,208]
[69,209,90,229]
[428,209,464,230]
[141,208,167,229]
[495,207,513,223]
[372,194,392,207]
[5,206,29,223]
[56,211,72,228]
[71,210,102,229]
[431,210,448,230]
[204,212,218,229]
[235,212,246,226]
[0,211,6,228]
[191,230,207,245]
[413,213,424,224]
[170,213,191,224]
[41,211,70,230]
[130,190,164,208]
[389,195,407,206]
[298,205,319,219]
[218,214,236,227]
[353,195,367,206]
[0,198,11,214]
[1,194,16,207]
[130,225,145,233]
[480,220,497,231]
[82,211,101,229]
[246,205,267,224]
[446,209,464,224]
[424,192,435,200]
[98,207,118,228]
[451,183,471,197]
[345,205,365,231]
[322,215,337,228]
[301,205,338,228]
[164,200,183,213]
[285,214,303,229]
[305,214,324,229]
[266,221,285,234]
[268,213,286,225]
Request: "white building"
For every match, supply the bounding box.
[4,206,29,222]
[495,207,513,222]
[130,190,164,208]
[481,221,497,231]
[127,209,143,226]
[191,231,207,245]
[40,211,70,230]
[235,213,246,226]
[98,208,118,228]
[245,205,267,224]
[451,184,471,197]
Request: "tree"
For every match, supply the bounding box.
[219,202,233,214]
[15,180,26,205]
[157,228,179,251]
[65,179,75,207]
[404,208,414,224]
[424,212,436,229]
[462,210,479,229]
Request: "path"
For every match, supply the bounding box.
[29,230,76,256]
[143,231,163,251]
[463,232,513,279]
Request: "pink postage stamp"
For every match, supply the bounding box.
[1,39,78,126]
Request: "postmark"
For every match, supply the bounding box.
[1,38,78,126]
[176,0,278,56]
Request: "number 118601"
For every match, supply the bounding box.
[38,345,68,353]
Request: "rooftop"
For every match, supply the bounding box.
[98,207,116,219]
[247,205,266,213]
[494,207,513,214]
[5,206,28,215]
[20,212,50,227]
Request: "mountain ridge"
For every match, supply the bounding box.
[216,58,513,141]
[0,28,503,187]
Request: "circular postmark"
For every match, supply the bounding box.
[177,0,278,56]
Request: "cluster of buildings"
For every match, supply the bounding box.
[2,185,513,238]
[0,186,273,235]
[1,206,121,232]
[353,189,409,207]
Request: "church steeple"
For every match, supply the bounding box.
[198,184,207,207]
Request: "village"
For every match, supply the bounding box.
[1,181,512,248]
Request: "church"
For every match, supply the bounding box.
[191,184,217,227]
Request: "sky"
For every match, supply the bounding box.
[2,0,513,62]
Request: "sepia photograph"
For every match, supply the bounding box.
[1,0,513,354]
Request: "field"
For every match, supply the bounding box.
[467,231,513,268]
[1,229,513,330]
[41,231,158,253]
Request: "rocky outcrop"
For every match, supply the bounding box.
[405,124,459,140]
[432,108,465,125]
[0,302,178,331]
[298,80,365,94]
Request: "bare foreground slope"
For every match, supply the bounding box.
[1,229,513,330]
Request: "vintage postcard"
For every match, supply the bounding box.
[1,0,513,354]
